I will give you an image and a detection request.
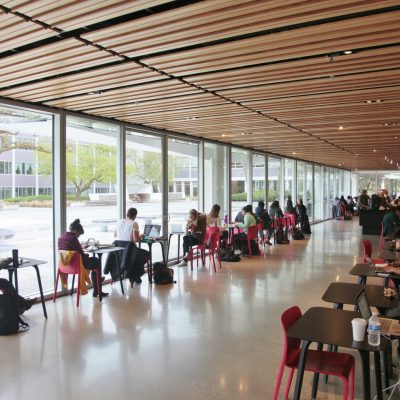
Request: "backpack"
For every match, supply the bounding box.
[0,281,29,335]
[259,211,271,230]
[153,262,175,285]
[275,226,289,245]
[291,227,304,240]
[220,250,241,262]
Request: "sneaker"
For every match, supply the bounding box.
[93,291,109,298]
[178,259,188,267]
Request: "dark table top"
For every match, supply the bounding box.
[350,263,400,280]
[322,282,398,309]
[85,246,125,255]
[287,307,388,352]
[4,257,47,269]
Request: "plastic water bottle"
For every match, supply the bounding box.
[368,312,381,346]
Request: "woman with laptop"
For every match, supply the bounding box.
[178,209,207,267]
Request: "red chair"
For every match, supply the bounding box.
[189,232,208,271]
[274,306,355,400]
[53,251,100,307]
[233,225,261,257]
[208,228,221,272]
[362,240,384,264]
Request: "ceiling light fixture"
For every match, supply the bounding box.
[292,152,296,155]
[338,126,344,130]
[344,50,353,55]
[373,149,377,152]
[365,99,383,104]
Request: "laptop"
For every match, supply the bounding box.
[356,289,400,336]
[143,224,161,239]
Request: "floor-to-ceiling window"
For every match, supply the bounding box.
[314,165,323,221]
[306,163,314,221]
[204,142,228,218]
[252,153,265,209]
[268,157,281,206]
[0,105,55,295]
[65,115,119,249]
[296,161,305,205]
[231,148,250,217]
[126,130,163,260]
[168,138,199,259]
[284,159,295,206]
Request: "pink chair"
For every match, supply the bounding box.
[233,225,261,257]
[53,251,100,307]
[274,306,355,400]
[208,228,221,272]
[189,232,208,271]
[362,240,384,264]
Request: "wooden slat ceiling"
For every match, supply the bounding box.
[0,0,400,170]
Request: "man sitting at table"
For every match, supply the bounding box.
[105,207,150,286]
[178,209,207,266]
[58,219,108,297]
[383,205,400,237]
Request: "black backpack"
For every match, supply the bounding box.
[291,227,304,240]
[0,288,29,335]
[276,226,289,244]
[220,250,241,262]
[153,262,175,285]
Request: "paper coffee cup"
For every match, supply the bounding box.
[351,318,367,341]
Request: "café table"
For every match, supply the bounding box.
[167,231,186,263]
[4,258,48,318]
[85,246,125,298]
[287,307,388,400]
[322,282,398,310]
[349,263,400,285]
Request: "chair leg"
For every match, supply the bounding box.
[71,274,75,296]
[53,270,60,302]
[349,364,355,400]
[273,361,286,400]
[342,377,348,400]
[76,272,81,308]
[212,251,216,273]
[284,368,295,400]
[95,270,100,302]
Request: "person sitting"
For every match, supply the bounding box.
[233,205,257,252]
[105,207,150,285]
[269,200,283,219]
[254,201,265,219]
[379,191,389,209]
[285,196,296,214]
[357,190,370,210]
[206,204,228,240]
[58,219,108,297]
[347,196,355,214]
[296,199,311,234]
[382,205,400,237]
[0,278,35,315]
[178,209,207,266]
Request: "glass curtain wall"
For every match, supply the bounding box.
[252,154,265,209]
[306,163,314,221]
[231,148,249,217]
[314,165,323,221]
[268,157,281,206]
[168,138,199,259]
[284,159,295,206]
[65,116,118,251]
[297,161,305,205]
[0,105,54,295]
[204,142,228,219]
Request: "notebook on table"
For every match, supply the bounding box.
[356,289,400,336]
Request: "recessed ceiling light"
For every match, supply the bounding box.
[373,149,377,152]
[221,134,226,137]
[384,122,397,127]
[292,152,296,155]
[344,50,353,55]
[355,168,358,171]
[338,163,341,166]
[365,99,383,104]
[395,136,398,139]
[376,99,382,103]
[338,126,344,130]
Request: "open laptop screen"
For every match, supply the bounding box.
[356,289,372,320]
[144,224,161,238]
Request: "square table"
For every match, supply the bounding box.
[287,307,388,400]
[4,258,48,318]
[349,263,400,285]
[85,246,126,298]
[167,232,186,263]
[322,282,398,310]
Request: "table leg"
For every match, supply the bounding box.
[114,251,124,295]
[358,275,367,285]
[374,351,383,400]
[177,234,181,262]
[358,350,371,400]
[312,343,323,398]
[167,234,172,263]
[325,303,342,383]
[33,265,47,319]
[159,241,166,265]
[293,340,311,400]
[381,349,390,393]
[148,243,153,284]
[8,269,14,287]
[14,269,19,293]
[97,254,103,302]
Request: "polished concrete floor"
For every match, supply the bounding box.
[0,219,394,399]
